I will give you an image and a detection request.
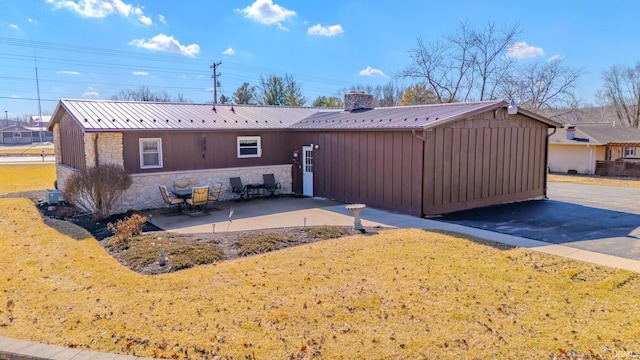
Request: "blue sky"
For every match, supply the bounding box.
[1,0,639,117]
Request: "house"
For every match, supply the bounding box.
[29,115,52,127]
[48,94,560,216]
[28,115,54,142]
[0,125,34,145]
[548,123,640,176]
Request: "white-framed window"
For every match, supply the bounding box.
[237,136,262,158]
[12,131,22,138]
[624,147,637,157]
[139,138,163,169]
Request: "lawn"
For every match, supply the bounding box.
[0,164,56,194]
[548,173,640,188]
[1,198,639,359]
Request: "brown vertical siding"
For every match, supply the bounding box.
[122,130,294,173]
[423,115,548,215]
[59,113,86,170]
[293,130,423,216]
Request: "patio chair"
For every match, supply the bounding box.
[159,185,185,212]
[262,173,281,197]
[186,186,210,212]
[230,177,247,201]
[174,180,190,192]
[208,183,223,210]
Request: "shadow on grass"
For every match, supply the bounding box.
[423,229,517,251]
[43,217,93,241]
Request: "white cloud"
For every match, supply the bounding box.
[548,54,565,62]
[307,24,343,37]
[222,47,236,55]
[28,18,36,24]
[9,24,18,29]
[10,95,19,99]
[507,41,544,59]
[158,14,166,24]
[82,86,100,97]
[129,33,200,57]
[235,0,295,30]
[359,66,386,77]
[46,0,152,25]
[132,71,148,76]
[57,70,80,75]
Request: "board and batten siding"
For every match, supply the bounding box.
[293,131,424,216]
[57,113,86,170]
[122,130,295,174]
[422,116,548,215]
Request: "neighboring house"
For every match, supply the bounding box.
[0,125,34,145]
[29,115,52,127]
[28,115,54,142]
[48,94,560,217]
[548,123,640,176]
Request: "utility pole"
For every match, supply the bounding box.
[4,111,8,127]
[35,55,43,142]
[210,62,221,107]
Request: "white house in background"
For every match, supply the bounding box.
[29,115,52,127]
[548,123,640,175]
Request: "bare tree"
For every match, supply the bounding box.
[600,62,640,128]
[111,86,190,102]
[500,57,583,116]
[399,21,519,103]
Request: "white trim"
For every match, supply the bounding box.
[12,131,22,138]
[237,136,262,158]
[139,138,163,169]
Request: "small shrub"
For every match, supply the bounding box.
[235,233,295,256]
[107,214,147,244]
[567,169,578,175]
[306,226,351,240]
[63,164,133,219]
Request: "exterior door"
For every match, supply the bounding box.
[302,145,313,197]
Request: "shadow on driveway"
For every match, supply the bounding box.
[437,199,640,260]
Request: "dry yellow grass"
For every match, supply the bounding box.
[548,173,640,188]
[0,164,56,194]
[0,148,55,155]
[1,198,639,359]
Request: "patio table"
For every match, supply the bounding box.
[172,188,192,199]
[245,184,266,199]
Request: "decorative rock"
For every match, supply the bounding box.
[47,206,56,211]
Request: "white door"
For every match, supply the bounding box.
[302,145,313,197]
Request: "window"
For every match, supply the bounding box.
[624,147,637,157]
[139,138,163,169]
[12,131,22,138]
[237,136,261,158]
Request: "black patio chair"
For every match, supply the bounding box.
[229,177,247,201]
[262,173,281,197]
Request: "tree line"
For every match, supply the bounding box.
[109,21,640,128]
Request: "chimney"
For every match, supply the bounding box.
[566,125,576,140]
[344,92,374,112]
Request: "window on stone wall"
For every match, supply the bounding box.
[139,138,163,169]
[237,136,262,158]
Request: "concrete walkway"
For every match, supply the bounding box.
[144,195,640,273]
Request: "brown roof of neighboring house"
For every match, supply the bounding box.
[549,123,640,146]
[48,99,560,132]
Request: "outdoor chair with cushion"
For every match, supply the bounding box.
[174,180,190,192]
[159,185,185,212]
[230,177,247,201]
[186,186,210,212]
[262,173,281,197]
[208,183,223,210]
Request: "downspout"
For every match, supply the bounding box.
[412,129,427,217]
[544,127,557,199]
[587,144,594,175]
[93,133,99,167]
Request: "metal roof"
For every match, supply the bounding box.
[549,123,640,146]
[48,99,560,133]
[49,99,337,132]
[290,100,559,130]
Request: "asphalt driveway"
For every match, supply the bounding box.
[437,182,640,261]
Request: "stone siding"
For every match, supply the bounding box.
[53,124,62,165]
[55,164,78,195]
[113,165,293,214]
[84,132,124,168]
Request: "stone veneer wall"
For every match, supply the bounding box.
[112,164,293,214]
[84,132,124,167]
